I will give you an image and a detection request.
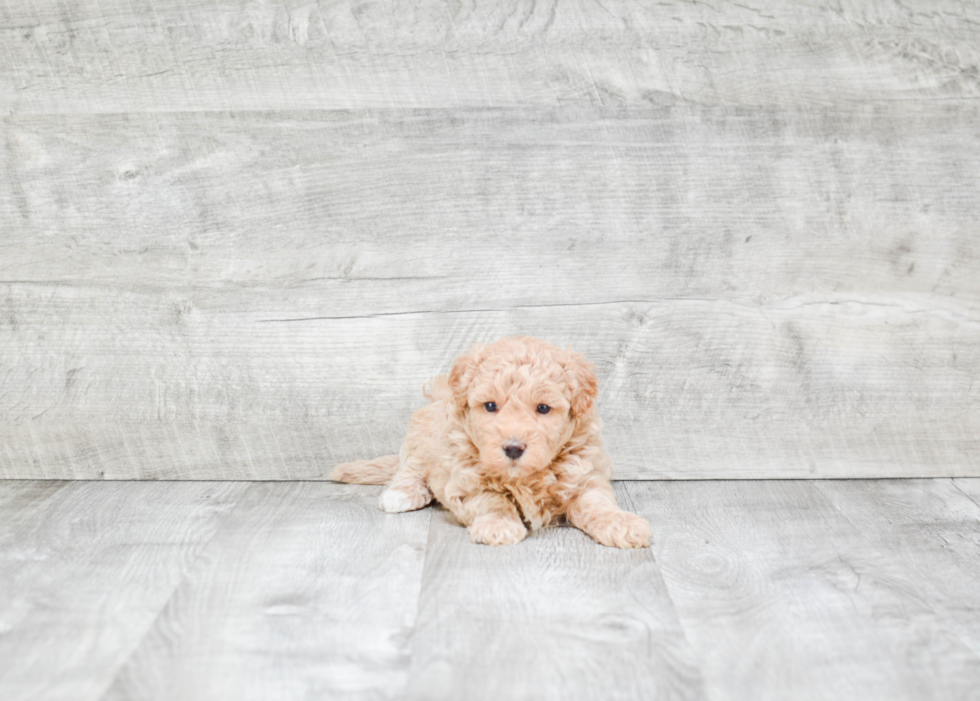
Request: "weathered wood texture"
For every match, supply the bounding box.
[101,482,430,701]
[403,484,704,701]
[2,2,979,479]
[628,480,980,701]
[2,479,979,700]
[813,479,980,659]
[0,480,248,701]
[2,107,977,479]
[2,0,979,112]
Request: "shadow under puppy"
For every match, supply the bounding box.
[330,336,652,548]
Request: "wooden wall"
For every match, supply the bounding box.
[2,0,978,479]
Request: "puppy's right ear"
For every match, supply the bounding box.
[448,344,483,412]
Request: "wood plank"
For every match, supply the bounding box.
[101,482,431,701]
[627,480,980,701]
[0,480,69,532]
[4,108,979,309]
[1,294,976,480]
[403,487,705,701]
[2,107,978,480]
[2,0,979,113]
[2,479,977,699]
[0,480,248,701]
[953,478,980,505]
[812,479,980,657]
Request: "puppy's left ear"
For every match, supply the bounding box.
[448,344,484,413]
[562,350,599,418]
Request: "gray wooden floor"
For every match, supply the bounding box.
[2,479,979,701]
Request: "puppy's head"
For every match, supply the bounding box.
[448,336,598,475]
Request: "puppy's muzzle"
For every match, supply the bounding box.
[503,441,526,460]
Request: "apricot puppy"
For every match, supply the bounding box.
[330,336,652,548]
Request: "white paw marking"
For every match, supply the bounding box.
[379,488,417,513]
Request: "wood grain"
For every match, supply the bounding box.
[2,479,979,700]
[2,107,978,479]
[0,480,68,531]
[812,479,980,658]
[627,480,980,701]
[2,0,979,113]
[1,294,976,480]
[5,108,979,306]
[953,478,980,505]
[403,490,705,701]
[101,482,431,701]
[0,480,247,701]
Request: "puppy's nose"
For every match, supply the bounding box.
[503,442,525,460]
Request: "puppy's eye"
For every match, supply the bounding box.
[536,404,551,415]
[484,402,498,413]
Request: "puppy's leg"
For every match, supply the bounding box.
[449,492,527,546]
[566,486,652,549]
[379,455,433,513]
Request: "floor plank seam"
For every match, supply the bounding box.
[620,480,710,695]
[950,479,980,510]
[618,480,640,514]
[89,482,255,701]
[403,504,440,694]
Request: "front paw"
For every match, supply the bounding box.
[588,511,652,549]
[379,487,430,513]
[469,514,527,546]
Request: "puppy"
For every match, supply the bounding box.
[330,336,652,548]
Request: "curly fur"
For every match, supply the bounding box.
[330,336,652,548]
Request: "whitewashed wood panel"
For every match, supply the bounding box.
[2,480,979,699]
[0,480,247,701]
[953,478,980,505]
[4,108,979,307]
[2,0,979,113]
[403,493,704,701]
[627,480,980,701]
[0,480,68,529]
[1,292,977,480]
[812,479,980,658]
[2,107,978,479]
[101,482,430,701]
